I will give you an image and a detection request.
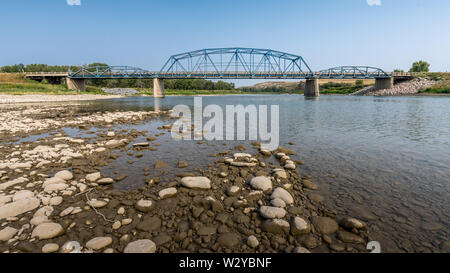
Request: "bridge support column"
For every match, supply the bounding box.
[304,78,319,97]
[375,77,393,90]
[66,78,86,91]
[153,78,165,98]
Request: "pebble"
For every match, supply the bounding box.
[159,187,178,199]
[86,237,113,250]
[31,222,64,240]
[180,177,211,190]
[87,199,108,208]
[112,221,121,230]
[97,178,114,185]
[49,196,63,206]
[247,235,259,248]
[271,198,286,208]
[0,226,18,241]
[340,217,367,230]
[259,206,286,219]
[271,187,294,205]
[124,239,156,253]
[54,170,73,181]
[217,233,240,248]
[42,243,59,253]
[85,172,101,182]
[249,176,272,191]
[12,190,34,202]
[135,199,154,212]
[291,217,311,235]
[312,216,339,234]
[302,180,318,190]
[293,246,311,253]
[0,197,40,220]
[117,207,125,215]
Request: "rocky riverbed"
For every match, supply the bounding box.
[352,78,436,96]
[0,104,373,253]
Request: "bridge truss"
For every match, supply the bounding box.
[68,48,391,80]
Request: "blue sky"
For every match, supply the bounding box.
[1,0,449,86]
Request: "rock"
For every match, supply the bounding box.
[261,219,290,235]
[154,160,168,169]
[34,206,53,217]
[273,169,287,179]
[329,243,345,252]
[291,217,311,235]
[217,233,240,248]
[177,161,188,168]
[308,193,324,203]
[153,233,171,246]
[97,178,114,185]
[180,177,211,190]
[0,226,18,241]
[284,163,296,170]
[124,239,156,253]
[42,177,65,188]
[259,206,286,219]
[59,207,74,217]
[105,139,125,148]
[0,197,40,220]
[271,187,294,205]
[159,187,178,199]
[44,183,68,193]
[54,170,73,181]
[49,196,63,206]
[198,226,217,236]
[136,216,161,232]
[107,131,115,137]
[30,215,50,226]
[336,231,365,244]
[226,186,240,196]
[340,217,367,230]
[42,243,59,253]
[86,172,101,182]
[312,217,339,234]
[86,237,113,250]
[201,196,223,212]
[296,234,319,249]
[12,190,34,201]
[87,199,108,208]
[117,207,125,215]
[135,199,154,212]
[293,246,311,253]
[31,223,64,240]
[302,180,318,190]
[247,235,259,248]
[270,198,286,208]
[133,142,149,147]
[249,176,272,191]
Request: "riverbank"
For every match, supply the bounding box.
[0,94,122,104]
[0,103,372,253]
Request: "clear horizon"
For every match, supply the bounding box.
[1,0,449,86]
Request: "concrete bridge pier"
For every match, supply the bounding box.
[67,78,86,91]
[304,78,319,97]
[375,77,393,90]
[153,78,165,98]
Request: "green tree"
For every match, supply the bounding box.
[409,60,430,72]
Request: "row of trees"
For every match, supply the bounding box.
[87,78,235,90]
[0,63,82,73]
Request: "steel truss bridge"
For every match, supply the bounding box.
[67,47,391,80]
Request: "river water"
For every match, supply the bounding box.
[11,94,450,252]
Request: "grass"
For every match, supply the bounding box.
[416,72,450,94]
